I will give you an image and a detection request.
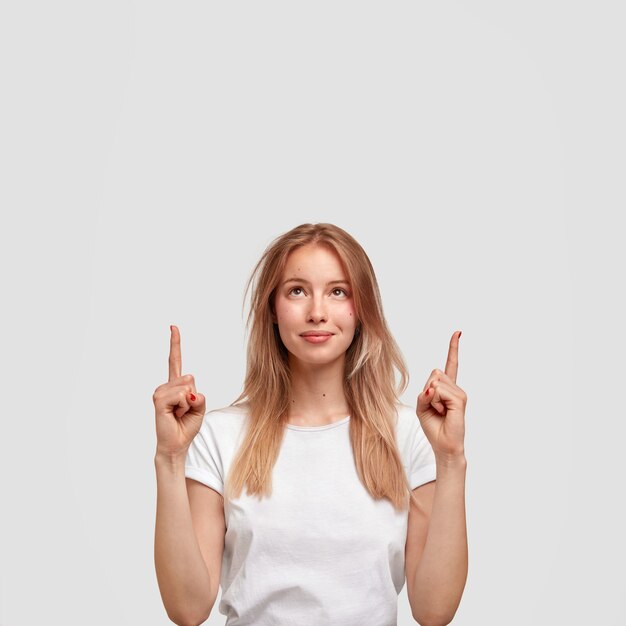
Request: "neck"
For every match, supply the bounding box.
[286,353,349,423]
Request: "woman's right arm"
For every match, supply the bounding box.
[154,451,214,626]
[153,325,214,626]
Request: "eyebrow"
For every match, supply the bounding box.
[282,277,350,287]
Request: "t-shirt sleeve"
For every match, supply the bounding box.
[407,413,437,489]
[184,412,225,496]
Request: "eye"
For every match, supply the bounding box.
[287,286,349,297]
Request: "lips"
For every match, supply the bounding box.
[300,331,333,336]
[301,333,333,344]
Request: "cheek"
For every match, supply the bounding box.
[343,304,358,324]
[275,299,298,323]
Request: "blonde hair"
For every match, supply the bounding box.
[224,222,418,512]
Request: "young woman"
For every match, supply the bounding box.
[154,223,468,626]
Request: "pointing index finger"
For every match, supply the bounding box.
[444,330,461,384]
[169,325,182,382]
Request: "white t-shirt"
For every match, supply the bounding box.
[184,401,437,626]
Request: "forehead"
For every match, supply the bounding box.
[282,244,347,279]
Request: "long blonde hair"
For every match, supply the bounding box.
[225,222,418,512]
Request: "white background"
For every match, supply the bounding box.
[1,1,624,624]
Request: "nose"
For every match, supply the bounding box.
[307,295,327,323]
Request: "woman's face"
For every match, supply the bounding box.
[272,243,359,367]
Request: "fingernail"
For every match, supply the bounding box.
[458,331,462,339]
[190,393,196,401]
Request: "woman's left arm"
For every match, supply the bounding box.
[410,454,468,626]
[411,331,469,626]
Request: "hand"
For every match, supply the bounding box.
[416,331,467,462]
[153,325,206,459]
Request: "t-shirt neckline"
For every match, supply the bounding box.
[285,415,351,431]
